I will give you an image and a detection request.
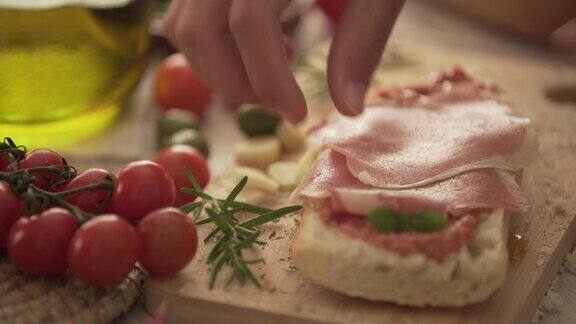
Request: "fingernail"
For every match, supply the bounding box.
[344,82,366,115]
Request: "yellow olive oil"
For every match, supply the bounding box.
[0,0,152,147]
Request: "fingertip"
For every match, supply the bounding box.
[343,81,366,116]
[268,101,307,124]
[328,75,366,117]
[327,0,404,116]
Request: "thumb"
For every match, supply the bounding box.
[327,0,405,116]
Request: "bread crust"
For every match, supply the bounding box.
[292,208,509,307]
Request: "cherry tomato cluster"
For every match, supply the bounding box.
[0,139,210,287]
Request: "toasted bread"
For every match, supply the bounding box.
[292,207,509,307]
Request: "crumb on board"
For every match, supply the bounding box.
[542,291,564,313]
[286,265,299,272]
[565,251,576,275]
[536,245,553,267]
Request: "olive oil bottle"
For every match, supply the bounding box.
[0,0,152,146]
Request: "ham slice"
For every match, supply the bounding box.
[312,101,537,189]
[295,149,527,216]
[312,69,537,189]
[296,68,534,216]
[376,67,498,109]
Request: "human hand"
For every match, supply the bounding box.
[164,0,405,123]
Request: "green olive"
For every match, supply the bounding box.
[410,211,448,233]
[237,105,281,137]
[166,129,209,157]
[157,109,201,147]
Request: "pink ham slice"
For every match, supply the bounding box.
[295,150,527,216]
[376,67,499,109]
[312,99,537,190]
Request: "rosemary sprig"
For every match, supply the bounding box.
[181,170,302,289]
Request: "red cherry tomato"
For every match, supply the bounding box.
[68,214,140,287]
[109,161,175,222]
[0,182,23,250]
[153,145,210,207]
[18,149,67,191]
[316,0,348,24]
[138,208,198,277]
[0,154,9,172]
[155,53,212,117]
[8,208,78,276]
[63,168,114,214]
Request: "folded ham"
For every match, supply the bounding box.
[311,70,538,189]
[296,68,535,216]
[295,149,527,216]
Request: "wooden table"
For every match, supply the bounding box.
[57,1,576,322]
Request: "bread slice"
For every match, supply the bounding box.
[292,206,509,307]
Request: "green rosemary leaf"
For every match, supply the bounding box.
[221,209,240,224]
[195,217,213,225]
[206,209,235,237]
[204,227,220,243]
[233,251,248,285]
[207,238,229,264]
[236,266,247,285]
[193,199,207,221]
[222,176,247,211]
[221,200,272,215]
[241,205,302,228]
[240,261,261,288]
[182,188,213,201]
[184,168,202,191]
[209,254,229,289]
[236,230,261,250]
[181,201,202,213]
[236,225,258,237]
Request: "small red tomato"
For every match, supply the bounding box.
[0,182,23,250]
[8,208,78,276]
[18,149,67,191]
[154,53,212,117]
[0,153,9,172]
[138,208,198,277]
[316,0,348,24]
[153,145,210,207]
[63,168,114,214]
[68,214,140,287]
[109,161,175,222]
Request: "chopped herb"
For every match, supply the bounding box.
[367,207,448,233]
[367,207,397,233]
[410,211,448,233]
[181,172,302,289]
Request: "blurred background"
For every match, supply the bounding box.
[1,0,575,149]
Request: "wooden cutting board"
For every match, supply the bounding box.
[145,2,576,323]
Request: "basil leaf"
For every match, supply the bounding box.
[367,207,398,233]
[410,211,448,233]
[396,213,411,232]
